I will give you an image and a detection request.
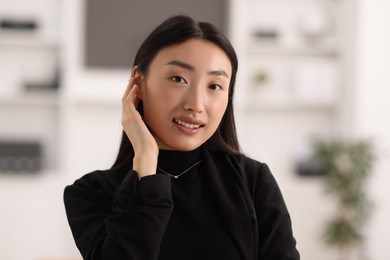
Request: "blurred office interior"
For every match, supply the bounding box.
[0,0,389,259]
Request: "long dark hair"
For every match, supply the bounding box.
[111,15,240,171]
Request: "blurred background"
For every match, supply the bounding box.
[0,0,389,259]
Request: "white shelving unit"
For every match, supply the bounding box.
[0,0,64,173]
[229,2,355,259]
[231,0,345,112]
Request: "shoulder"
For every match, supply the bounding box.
[232,153,266,172]
[206,148,275,187]
[222,152,289,210]
[225,150,272,180]
[205,148,285,206]
[231,153,276,189]
[64,169,127,202]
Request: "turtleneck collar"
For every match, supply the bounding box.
[157,146,202,177]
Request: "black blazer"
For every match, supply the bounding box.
[64,147,300,260]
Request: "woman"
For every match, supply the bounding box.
[64,15,300,260]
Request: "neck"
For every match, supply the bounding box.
[157,146,202,176]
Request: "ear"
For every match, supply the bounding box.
[131,66,144,100]
[131,66,139,77]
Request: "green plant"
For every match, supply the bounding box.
[313,139,375,260]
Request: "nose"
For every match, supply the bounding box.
[183,84,204,113]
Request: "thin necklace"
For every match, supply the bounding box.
[157,160,202,179]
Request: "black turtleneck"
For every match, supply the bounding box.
[64,146,300,260]
[157,147,241,260]
[157,146,202,178]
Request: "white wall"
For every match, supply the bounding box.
[353,0,390,259]
[235,108,338,260]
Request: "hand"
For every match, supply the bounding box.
[122,76,158,179]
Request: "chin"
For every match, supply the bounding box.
[161,140,204,151]
[176,144,203,151]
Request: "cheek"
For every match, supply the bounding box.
[209,98,229,123]
[142,84,178,123]
[143,80,176,103]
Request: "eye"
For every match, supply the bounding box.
[170,76,187,84]
[208,84,223,91]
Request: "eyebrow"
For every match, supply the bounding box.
[166,60,229,78]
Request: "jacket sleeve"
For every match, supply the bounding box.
[63,171,174,260]
[254,163,300,260]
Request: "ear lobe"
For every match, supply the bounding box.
[136,87,143,100]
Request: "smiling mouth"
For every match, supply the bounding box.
[173,118,204,129]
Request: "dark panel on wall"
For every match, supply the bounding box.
[85,0,227,68]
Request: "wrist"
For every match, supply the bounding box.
[133,152,158,179]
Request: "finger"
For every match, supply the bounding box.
[123,76,141,102]
[122,77,133,102]
[122,84,139,114]
[129,84,140,108]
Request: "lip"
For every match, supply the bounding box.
[172,116,205,135]
[174,116,205,126]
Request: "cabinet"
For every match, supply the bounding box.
[230,0,346,111]
[229,3,355,259]
[0,0,63,173]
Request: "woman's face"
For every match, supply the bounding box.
[138,39,232,151]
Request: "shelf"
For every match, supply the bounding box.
[0,169,66,185]
[0,31,61,48]
[247,45,339,57]
[0,91,61,106]
[243,101,338,113]
[71,92,121,106]
[69,69,129,106]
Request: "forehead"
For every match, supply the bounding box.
[149,39,232,76]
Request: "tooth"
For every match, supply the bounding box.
[174,118,201,129]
